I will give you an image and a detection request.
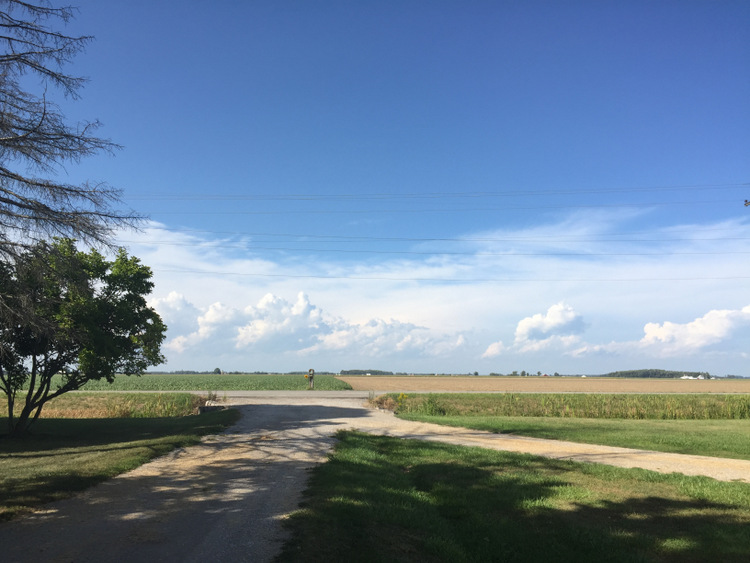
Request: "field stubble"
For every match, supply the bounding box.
[339,375,750,394]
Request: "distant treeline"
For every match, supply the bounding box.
[601,369,711,379]
[340,369,394,375]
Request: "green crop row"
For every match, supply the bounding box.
[33,373,353,391]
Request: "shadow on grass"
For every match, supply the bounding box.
[0,414,232,446]
[277,432,750,563]
[0,410,239,521]
[0,404,376,561]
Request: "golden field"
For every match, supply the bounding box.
[337,376,750,393]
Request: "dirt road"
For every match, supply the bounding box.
[1,392,749,563]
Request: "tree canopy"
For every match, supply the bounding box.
[0,239,166,436]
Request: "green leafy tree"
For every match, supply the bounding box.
[0,239,166,436]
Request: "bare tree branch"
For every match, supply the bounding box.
[0,0,142,260]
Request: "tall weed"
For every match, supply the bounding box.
[387,393,750,420]
[9,393,202,419]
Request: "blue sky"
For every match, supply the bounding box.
[54,0,750,374]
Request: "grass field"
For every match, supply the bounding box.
[5,381,750,559]
[0,394,239,521]
[43,373,353,391]
[278,431,750,562]
[375,393,750,460]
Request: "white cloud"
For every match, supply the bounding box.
[236,292,324,349]
[515,302,585,344]
[162,301,239,354]
[303,319,466,358]
[149,292,201,353]
[571,305,750,359]
[152,290,469,368]
[638,306,750,356]
[482,340,505,358]
[123,215,750,374]
[482,302,587,357]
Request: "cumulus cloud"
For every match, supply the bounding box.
[236,292,324,349]
[571,305,750,359]
[129,214,750,373]
[515,302,586,343]
[481,302,586,356]
[153,291,468,367]
[481,340,505,358]
[302,319,466,358]
[149,292,201,353]
[149,291,200,330]
[163,301,239,354]
[638,306,750,356]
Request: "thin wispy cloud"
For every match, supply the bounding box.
[129,210,750,374]
[67,1,747,375]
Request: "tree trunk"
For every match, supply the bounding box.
[8,405,34,437]
[5,393,14,434]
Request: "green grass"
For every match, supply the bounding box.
[0,400,239,521]
[401,415,750,460]
[278,431,750,562]
[61,373,352,391]
[375,393,750,460]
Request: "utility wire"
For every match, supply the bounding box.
[154,268,750,283]
[128,182,749,201]
[141,200,740,215]
[120,239,750,257]
[139,225,750,242]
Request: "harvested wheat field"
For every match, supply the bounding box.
[337,376,750,394]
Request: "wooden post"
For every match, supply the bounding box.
[308,368,315,390]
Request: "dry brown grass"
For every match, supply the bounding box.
[8,393,204,419]
[339,376,750,393]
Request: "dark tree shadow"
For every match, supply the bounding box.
[277,432,750,563]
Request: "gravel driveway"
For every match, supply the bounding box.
[1,392,749,563]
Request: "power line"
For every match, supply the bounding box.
[154,268,750,283]
[140,224,750,243]
[128,182,749,201]
[141,200,740,215]
[120,239,750,257]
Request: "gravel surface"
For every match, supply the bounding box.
[1,392,749,563]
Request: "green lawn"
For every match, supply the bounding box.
[379,393,750,460]
[278,431,750,562]
[399,415,750,460]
